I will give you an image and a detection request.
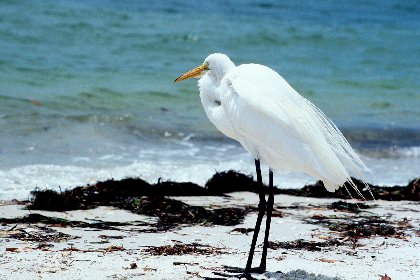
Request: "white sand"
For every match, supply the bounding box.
[0,194,418,280]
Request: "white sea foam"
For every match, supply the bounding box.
[389,146,420,158]
[0,145,418,201]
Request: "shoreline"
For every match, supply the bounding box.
[0,172,419,279]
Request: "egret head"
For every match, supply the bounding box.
[175,53,235,82]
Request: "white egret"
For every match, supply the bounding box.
[175,53,369,275]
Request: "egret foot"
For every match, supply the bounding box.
[213,271,255,280]
[212,265,267,279]
[223,265,266,274]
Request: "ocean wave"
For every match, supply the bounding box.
[362,146,420,159]
[1,151,418,201]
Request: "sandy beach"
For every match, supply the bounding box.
[1,175,418,280]
[1,2,419,279]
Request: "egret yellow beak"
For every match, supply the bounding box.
[174,63,209,82]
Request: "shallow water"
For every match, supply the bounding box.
[0,0,419,199]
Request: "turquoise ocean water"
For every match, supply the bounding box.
[0,0,419,199]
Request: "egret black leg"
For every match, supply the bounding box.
[220,159,268,278]
[244,159,267,272]
[259,168,274,271]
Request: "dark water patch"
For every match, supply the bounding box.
[343,127,420,151]
[370,101,392,109]
[393,3,419,13]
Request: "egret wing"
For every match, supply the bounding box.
[223,64,367,192]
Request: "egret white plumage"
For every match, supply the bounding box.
[175,53,369,275]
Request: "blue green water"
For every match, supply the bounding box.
[0,0,419,199]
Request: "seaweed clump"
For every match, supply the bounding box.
[308,215,405,241]
[28,177,219,211]
[128,196,247,230]
[276,177,419,201]
[328,201,371,213]
[144,242,223,256]
[268,239,342,251]
[27,177,248,230]
[26,172,419,231]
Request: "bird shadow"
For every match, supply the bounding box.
[208,269,343,280]
[264,270,343,280]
